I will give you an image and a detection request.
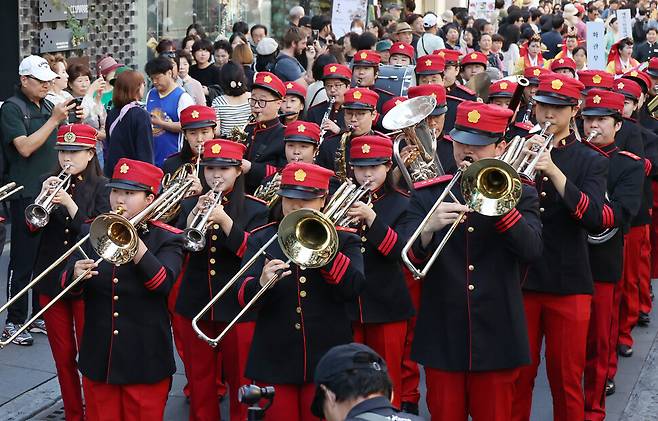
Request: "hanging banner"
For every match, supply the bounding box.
[617,9,632,40]
[587,21,606,70]
[332,0,368,38]
[468,0,496,22]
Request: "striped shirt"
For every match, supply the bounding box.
[211,95,252,137]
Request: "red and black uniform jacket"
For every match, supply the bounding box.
[61,220,184,384]
[244,118,287,193]
[402,176,542,371]
[306,100,346,131]
[589,144,644,283]
[444,83,478,133]
[347,185,414,323]
[626,118,658,228]
[32,174,110,298]
[522,132,608,295]
[315,130,389,177]
[175,192,268,322]
[237,223,365,384]
[162,151,197,176]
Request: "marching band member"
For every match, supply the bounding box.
[581,89,644,421]
[457,51,488,85]
[488,79,517,109]
[345,135,413,409]
[415,54,445,86]
[306,64,352,136]
[433,49,477,133]
[33,124,110,421]
[515,66,550,125]
[242,72,287,193]
[176,139,268,421]
[403,102,543,420]
[281,81,307,125]
[62,158,185,421]
[578,70,614,93]
[549,57,577,78]
[512,73,608,421]
[351,50,393,114]
[236,162,365,421]
[389,42,415,66]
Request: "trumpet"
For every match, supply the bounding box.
[183,183,223,252]
[0,172,194,348]
[192,179,371,347]
[25,165,72,228]
[0,182,23,202]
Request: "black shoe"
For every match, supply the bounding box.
[638,312,651,326]
[606,378,616,396]
[400,402,419,415]
[618,344,633,357]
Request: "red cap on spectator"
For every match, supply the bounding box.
[284,121,321,145]
[180,105,217,130]
[253,72,286,98]
[108,158,163,194]
[56,124,98,151]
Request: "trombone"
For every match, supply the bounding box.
[400,123,557,279]
[0,170,193,348]
[192,179,371,347]
[183,182,223,252]
[0,182,23,202]
[25,165,72,228]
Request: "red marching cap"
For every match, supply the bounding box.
[390,42,415,59]
[180,105,217,130]
[343,88,379,110]
[488,80,517,99]
[285,81,307,101]
[615,78,643,101]
[582,88,625,117]
[622,69,651,94]
[433,49,460,64]
[284,121,321,145]
[577,70,613,90]
[415,54,445,75]
[349,135,393,166]
[201,139,246,167]
[449,101,514,146]
[108,158,163,194]
[323,63,352,82]
[523,66,550,84]
[382,96,408,116]
[646,57,658,77]
[278,162,334,199]
[550,57,577,73]
[55,123,98,151]
[353,50,382,67]
[253,72,286,98]
[460,51,487,67]
[533,73,584,106]
[407,84,448,115]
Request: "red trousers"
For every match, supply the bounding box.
[512,292,591,421]
[619,225,651,347]
[401,268,421,405]
[39,294,85,421]
[257,382,316,421]
[584,282,616,421]
[650,181,658,279]
[609,278,625,380]
[180,317,255,421]
[425,367,520,421]
[82,376,171,421]
[353,320,407,408]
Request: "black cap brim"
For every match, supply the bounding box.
[352,62,379,68]
[488,92,513,99]
[284,135,319,145]
[54,144,95,151]
[200,158,242,167]
[342,103,375,110]
[429,105,448,116]
[278,188,326,199]
[349,157,391,166]
[646,69,658,78]
[106,180,153,192]
[533,93,578,106]
[526,78,540,85]
[449,127,500,146]
[415,70,443,75]
[582,108,620,117]
[182,121,217,130]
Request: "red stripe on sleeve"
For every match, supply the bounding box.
[237,276,254,307]
[145,267,166,289]
[237,232,249,258]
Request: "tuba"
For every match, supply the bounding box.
[383,96,444,190]
[25,165,72,228]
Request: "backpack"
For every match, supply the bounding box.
[0,96,54,182]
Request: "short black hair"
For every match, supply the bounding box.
[213,39,232,55]
[192,38,214,55]
[218,61,248,96]
[648,27,658,34]
[552,15,564,30]
[323,368,392,404]
[144,56,173,76]
[312,53,338,82]
[232,21,249,35]
[355,32,377,51]
[250,24,268,37]
[156,39,176,54]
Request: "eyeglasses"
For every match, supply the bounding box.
[249,97,279,108]
[26,75,50,84]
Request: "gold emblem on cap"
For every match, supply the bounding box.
[438,51,445,57]
[211,143,221,154]
[286,82,293,89]
[533,68,541,76]
[119,163,129,174]
[360,52,368,59]
[592,74,602,84]
[297,124,306,133]
[593,95,602,104]
[425,59,432,66]
[551,79,564,90]
[63,131,76,143]
[467,110,480,123]
[353,91,363,100]
[618,82,625,89]
[559,59,565,64]
[329,65,337,72]
[429,92,437,99]
[191,110,200,119]
[631,71,638,77]
[470,53,477,59]
[395,99,402,105]
[500,82,508,90]
[362,144,371,154]
[294,169,307,181]
[263,75,272,83]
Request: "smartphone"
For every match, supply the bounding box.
[67,97,84,123]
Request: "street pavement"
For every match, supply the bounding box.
[1,239,658,420]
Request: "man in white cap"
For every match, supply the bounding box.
[0,55,84,346]
[416,13,446,57]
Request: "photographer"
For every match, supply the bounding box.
[311,343,423,421]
